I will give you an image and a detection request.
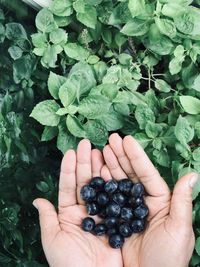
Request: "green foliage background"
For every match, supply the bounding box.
[0,0,200,266]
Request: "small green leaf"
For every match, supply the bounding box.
[84,120,108,146]
[36,8,57,33]
[64,42,89,61]
[66,115,86,138]
[31,32,47,48]
[50,28,68,44]
[193,148,200,161]
[175,115,194,144]
[41,126,58,142]
[48,72,67,100]
[49,0,73,16]
[5,23,27,40]
[8,46,23,60]
[77,6,97,29]
[121,19,149,36]
[135,104,155,130]
[36,181,49,193]
[57,124,78,154]
[192,74,200,92]
[155,79,172,92]
[134,133,152,149]
[153,149,170,167]
[155,17,177,39]
[73,0,85,13]
[180,95,200,115]
[59,81,77,107]
[128,0,145,17]
[30,100,60,126]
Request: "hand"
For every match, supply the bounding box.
[33,139,123,267]
[102,133,198,267]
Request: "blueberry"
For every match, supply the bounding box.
[80,185,96,202]
[86,202,100,215]
[107,228,118,237]
[109,234,124,249]
[121,207,134,221]
[128,197,143,207]
[118,179,133,195]
[104,179,118,194]
[98,208,107,219]
[90,176,105,190]
[104,217,119,229]
[134,204,149,219]
[106,202,121,217]
[82,217,95,232]
[93,223,107,236]
[97,192,109,206]
[113,192,127,206]
[131,219,145,233]
[119,222,132,237]
[131,183,144,197]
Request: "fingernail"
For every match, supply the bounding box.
[32,200,38,209]
[189,173,199,188]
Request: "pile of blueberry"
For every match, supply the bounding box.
[80,177,149,249]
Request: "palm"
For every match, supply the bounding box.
[36,140,123,267]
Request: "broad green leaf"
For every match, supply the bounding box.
[121,19,149,36]
[41,126,58,141]
[128,0,145,17]
[30,100,60,126]
[66,115,86,138]
[144,35,174,55]
[77,6,97,29]
[48,72,67,99]
[41,45,59,68]
[160,127,176,147]
[145,122,163,138]
[59,81,77,107]
[193,148,200,161]
[98,111,124,131]
[175,115,194,144]
[49,0,73,16]
[50,29,68,44]
[108,2,131,25]
[8,46,23,60]
[155,79,172,92]
[113,103,130,116]
[174,45,185,57]
[181,61,198,89]
[100,84,119,101]
[169,57,184,75]
[134,133,152,149]
[84,120,108,146]
[155,17,177,39]
[31,33,48,48]
[93,61,108,83]
[64,42,89,61]
[192,74,200,92]
[73,0,85,13]
[5,23,27,40]
[57,124,78,154]
[135,104,155,130]
[153,149,170,167]
[56,105,78,115]
[79,95,111,119]
[35,8,57,33]
[179,95,200,115]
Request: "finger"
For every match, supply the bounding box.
[76,139,92,204]
[103,145,127,180]
[59,150,77,209]
[100,164,112,181]
[33,198,60,246]
[123,135,169,197]
[170,172,199,227]
[91,149,104,177]
[109,133,138,182]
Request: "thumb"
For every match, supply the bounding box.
[170,172,199,227]
[33,198,60,245]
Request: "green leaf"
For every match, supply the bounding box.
[84,120,108,146]
[49,0,73,16]
[179,96,200,115]
[153,149,170,167]
[5,23,27,40]
[64,42,89,61]
[195,122,200,138]
[192,74,200,92]
[113,103,130,116]
[73,0,85,13]
[195,237,200,256]
[8,46,23,60]
[193,148,200,161]
[175,115,194,144]
[145,122,163,138]
[41,45,60,68]
[135,104,155,130]
[57,124,78,154]
[121,19,149,36]
[77,6,97,29]
[30,100,60,126]
[36,181,49,193]
[35,8,57,33]
[66,114,86,138]
[98,111,124,131]
[79,95,111,119]
[41,126,58,141]
[155,79,172,92]
[169,57,184,75]
[100,83,119,101]
[155,17,177,39]
[128,0,145,17]
[134,133,152,149]
[59,81,77,107]
[31,32,47,48]
[48,72,67,100]
[50,29,68,44]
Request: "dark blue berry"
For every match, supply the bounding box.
[106,202,121,217]
[131,219,145,233]
[97,192,109,206]
[107,228,118,237]
[80,185,96,202]
[93,223,107,236]
[98,208,107,219]
[118,179,134,195]
[128,197,143,207]
[134,204,149,219]
[131,183,144,197]
[90,177,105,190]
[104,179,118,194]
[119,222,132,237]
[113,192,127,206]
[86,202,100,215]
[121,207,134,221]
[109,234,124,249]
[82,217,95,232]
[104,217,119,228]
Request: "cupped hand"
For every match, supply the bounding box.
[33,139,123,267]
[102,133,198,267]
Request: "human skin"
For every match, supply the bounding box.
[33,134,198,267]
